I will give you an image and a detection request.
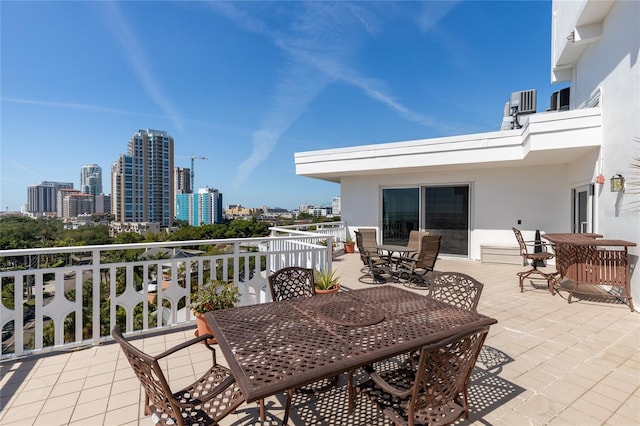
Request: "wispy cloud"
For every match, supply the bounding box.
[2,96,153,116]
[99,1,185,132]
[211,2,456,187]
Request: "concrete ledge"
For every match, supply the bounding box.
[481,245,521,265]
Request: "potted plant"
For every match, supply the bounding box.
[314,269,341,294]
[344,234,356,253]
[189,279,240,344]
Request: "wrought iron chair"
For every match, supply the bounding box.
[355,230,391,284]
[111,326,244,426]
[512,227,557,293]
[397,235,441,287]
[356,325,490,426]
[267,266,337,421]
[268,266,316,301]
[429,271,484,312]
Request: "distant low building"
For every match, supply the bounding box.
[109,221,160,237]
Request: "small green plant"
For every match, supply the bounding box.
[344,233,353,243]
[314,269,340,290]
[189,279,240,314]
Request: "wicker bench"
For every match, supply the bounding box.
[544,233,635,312]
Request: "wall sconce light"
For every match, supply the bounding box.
[610,174,625,192]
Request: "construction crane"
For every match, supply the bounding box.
[177,154,208,190]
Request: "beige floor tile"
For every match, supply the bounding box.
[110,376,140,396]
[9,385,52,407]
[69,397,108,423]
[48,378,84,398]
[103,403,141,425]
[40,391,80,414]
[77,383,111,405]
[83,371,114,389]
[57,366,88,384]
[32,406,74,426]
[106,388,139,412]
[0,402,44,423]
[68,413,105,426]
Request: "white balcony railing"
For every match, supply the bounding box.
[0,223,344,360]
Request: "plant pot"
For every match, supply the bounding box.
[195,313,217,345]
[344,242,355,253]
[315,284,340,295]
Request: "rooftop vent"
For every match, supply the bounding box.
[510,89,537,115]
[502,89,537,130]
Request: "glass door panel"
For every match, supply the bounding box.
[382,188,419,245]
[423,186,469,256]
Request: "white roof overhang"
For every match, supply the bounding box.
[295,108,602,183]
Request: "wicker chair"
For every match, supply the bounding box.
[111,326,244,426]
[429,271,484,312]
[268,266,316,301]
[397,235,441,286]
[405,230,429,257]
[512,227,556,293]
[355,230,390,284]
[356,325,490,426]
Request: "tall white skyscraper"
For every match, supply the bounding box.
[80,164,102,210]
[111,129,174,227]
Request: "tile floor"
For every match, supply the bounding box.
[1,255,639,425]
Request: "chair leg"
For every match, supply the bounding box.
[347,370,356,414]
[259,399,265,422]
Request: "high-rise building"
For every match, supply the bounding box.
[174,167,191,194]
[95,194,111,215]
[175,187,223,226]
[111,129,174,227]
[80,164,102,210]
[26,181,74,215]
[57,189,93,219]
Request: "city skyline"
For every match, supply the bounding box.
[2,1,555,211]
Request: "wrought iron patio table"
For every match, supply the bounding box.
[205,285,497,405]
[375,244,416,270]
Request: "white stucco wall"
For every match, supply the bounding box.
[342,163,570,261]
[562,0,639,306]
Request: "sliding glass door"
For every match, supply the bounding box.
[382,185,469,256]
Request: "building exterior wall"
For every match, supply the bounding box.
[112,129,174,228]
[297,0,638,309]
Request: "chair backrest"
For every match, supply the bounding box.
[406,230,429,252]
[111,327,179,421]
[268,267,316,301]
[428,271,484,312]
[357,228,378,253]
[412,325,489,420]
[512,227,528,256]
[414,235,441,269]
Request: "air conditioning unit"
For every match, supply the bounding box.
[549,87,570,111]
[510,89,537,115]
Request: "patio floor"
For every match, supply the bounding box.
[1,255,639,425]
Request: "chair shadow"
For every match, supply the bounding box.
[234,345,523,425]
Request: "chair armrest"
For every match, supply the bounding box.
[154,332,216,361]
[366,369,414,399]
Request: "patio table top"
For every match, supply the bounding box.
[543,233,636,247]
[205,285,497,403]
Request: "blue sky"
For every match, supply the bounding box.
[1,1,557,212]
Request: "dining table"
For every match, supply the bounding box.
[205,285,498,407]
[542,233,636,311]
[375,244,416,270]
